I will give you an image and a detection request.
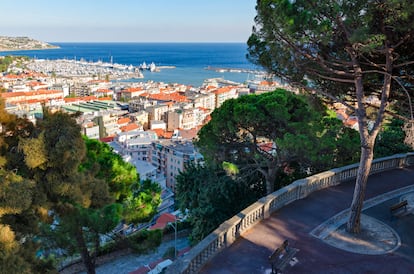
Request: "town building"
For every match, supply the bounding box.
[167,108,196,131]
[187,92,216,111]
[119,87,145,101]
[0,89,64,106]
[114,130,158,161]
[213,86,239,108]
[149,140,203,192]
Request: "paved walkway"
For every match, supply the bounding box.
[93,238,190,274]
[64,237,190,274]
[200,166,414,274]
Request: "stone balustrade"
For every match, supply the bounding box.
[166,152,414,274]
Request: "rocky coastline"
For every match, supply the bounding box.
[0,36,59,52]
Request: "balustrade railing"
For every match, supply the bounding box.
[166,153,414,274]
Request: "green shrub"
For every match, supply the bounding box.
[97,240,119,256]
[128,229,162,254]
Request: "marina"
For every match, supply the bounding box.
[25,58,144,80]
[2,42,256,86]
[204,65,264,75]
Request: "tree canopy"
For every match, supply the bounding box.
[248,0,414,233]
[0,103,161,274]
[374,118,412,158]
[80,137,138,202]
[0,101,56,273]
[175,163,262,243]
[196,89,360,194]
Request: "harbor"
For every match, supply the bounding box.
[25,58,144,80]
[204,65,264,75]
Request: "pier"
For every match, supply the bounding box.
[204,66,265,75]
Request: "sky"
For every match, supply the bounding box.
[0,0,256,43]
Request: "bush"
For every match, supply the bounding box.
[97,229,162,256]
[97,240,119,256]
[128,229,162,254]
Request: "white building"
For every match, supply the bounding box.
[167,108,196,131]
[115,130,158,161]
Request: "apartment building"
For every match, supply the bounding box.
[115,130,158,161]
[128,98,158,112]
[120,87,145,101]
[95,88,114,98]
[167,108,196,131]
[149,140,203,192]
[146,104,171,122]
[187,92,216,111]
[213,86,238,108]
[81,121,100,139]
[93,112,119,138]
[128,110,149,129]
[0,89,64,105]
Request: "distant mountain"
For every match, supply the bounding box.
[0,36,59,51]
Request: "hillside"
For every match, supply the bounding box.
[0,36,59,51]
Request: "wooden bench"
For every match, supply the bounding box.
[390,200,408,218]
[268,240,298,274]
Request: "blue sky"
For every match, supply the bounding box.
[0,0,256,42]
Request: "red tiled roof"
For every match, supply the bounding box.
[4,74,23,79]
[100,136,115,143]
[64,96,97,103]
[1,91,25,98]
[122,87,143,93]
[139,92,188,103]
[149,213,176,230]
[96,88,112,93]
[258,142,274,152]
[97,96,112,101]
[152,128,173,139]
[152,128,164,137]
[213,86,235,95]
[117,117,131,125]
[120,123,139,132]
[0,89,62,98]
[344,117,358,127]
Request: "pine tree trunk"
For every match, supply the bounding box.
[346,140,374,233]
[75,227,96,274]
[266,164,277,194]
[346,46,392,234]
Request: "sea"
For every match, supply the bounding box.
[0,42,261,87]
